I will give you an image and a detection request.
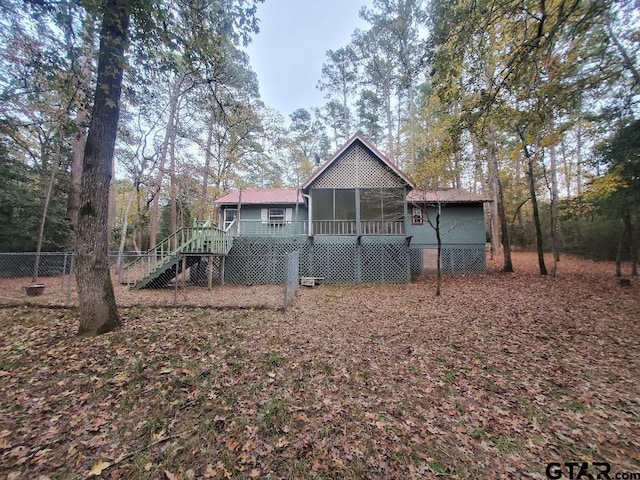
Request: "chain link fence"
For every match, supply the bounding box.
[0,252,290,310]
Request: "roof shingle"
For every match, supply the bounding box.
[213,188,303,205]
[407,189,491,203]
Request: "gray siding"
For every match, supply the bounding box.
[222,204,309,236]
[406,203,486,247]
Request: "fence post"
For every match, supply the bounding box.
[66,254,74,306]
[62,253,68,293]
[283,251,299,311]
[174,256,179,305]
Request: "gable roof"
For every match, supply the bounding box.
[213,188,303,205]
[302,132,414,190]
[407,188,491,204]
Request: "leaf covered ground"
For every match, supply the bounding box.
[0,252,638,479]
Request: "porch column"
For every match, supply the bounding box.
[355,188,361,236]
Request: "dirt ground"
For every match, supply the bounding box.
[0,273,285,309]
[0,252,638,479]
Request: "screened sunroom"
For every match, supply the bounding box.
[309,187,406,235]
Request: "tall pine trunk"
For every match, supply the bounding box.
[33,142,61,283]
[623,205,638,277]
[488,126,513,272]
[75,0,130,336]
[149,72,185,249]
[549,145,561,275]
[519,129,547,276]
[200,110,215,220]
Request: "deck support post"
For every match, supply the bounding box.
[220,256,225,285]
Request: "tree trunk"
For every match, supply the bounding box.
[33,143,61,283]
[149,72,185,249]
[488,126,513,272]
[435,206,442,296]
[576,124,583,197]
[199,114,214,219]
[549,145,561,274]
[75,0,130,336]
[623,205,637,276]
[520,131,548,276]
[107,159,117,247]
[615,228,623,277]
[68,17,95,242]
[169,100,180,240]
[116,187,135,275]
[383,80,394,163]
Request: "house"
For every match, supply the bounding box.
[125,133,488,288]
[213,133,489,285]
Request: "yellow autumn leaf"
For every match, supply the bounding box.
[87,460,111,477]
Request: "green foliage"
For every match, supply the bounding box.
[0,142,71,252]
[594,119,640,205]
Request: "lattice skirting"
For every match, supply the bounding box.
[225,238,485,285]
[225,236,410,285]
[225,237,307,285]
[409,245,487,275]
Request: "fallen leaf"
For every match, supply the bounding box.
[87,460,111,477]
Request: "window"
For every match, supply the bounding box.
[360,188,404,221]
[268,208,285,224]
[311,189,334,221]
[261,207,293,224]
[334,189,356,220]
[412,206,423,225]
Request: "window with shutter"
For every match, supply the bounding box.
[268,208,285,224]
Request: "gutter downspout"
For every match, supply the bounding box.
[295,187,299,234]
[302,193,311,236]
[237,189,242,236]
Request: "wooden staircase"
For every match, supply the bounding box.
[123,220,236,289]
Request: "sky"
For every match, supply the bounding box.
[245,0,372,119]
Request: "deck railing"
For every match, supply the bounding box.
[311,220,404,236]
[312,220,357,235]
[231,219,406,237]
[360,220,405,235]
[237,219,308,236]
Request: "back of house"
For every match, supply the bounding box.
[213,133,488,285]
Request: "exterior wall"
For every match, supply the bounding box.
[221,204,309,236]
[406,203,487,276]
[405,203,486,247]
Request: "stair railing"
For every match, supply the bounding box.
[121,219,235,286]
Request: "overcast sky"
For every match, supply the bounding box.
[245,0,372,120]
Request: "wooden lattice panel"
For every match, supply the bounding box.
[441,246,486,275]
[313,143,405,188]
[310,238,358,283]
[409,248,423,276]
[226,236,417,285]
[225,237,303,285]
[360,237,410,283]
